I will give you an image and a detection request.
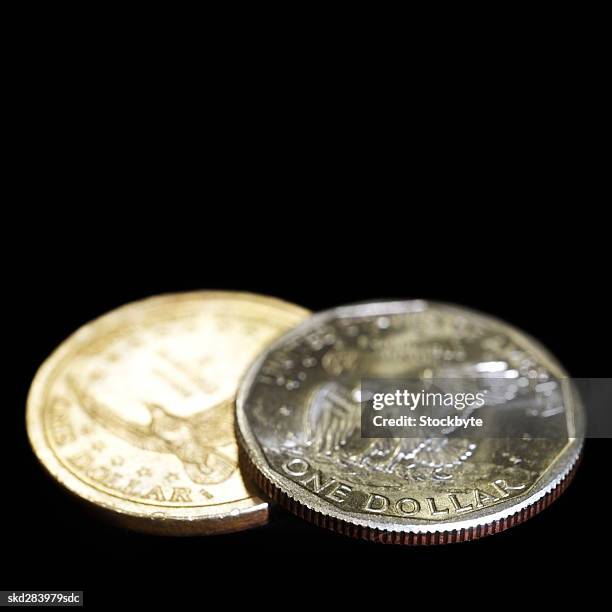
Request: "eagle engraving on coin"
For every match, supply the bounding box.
[299,381,477,485]
[265,354,560,488]
[27,291,310,535]
[67,376,236,485]
[237,300,584,544]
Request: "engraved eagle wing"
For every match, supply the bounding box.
[306,382,361,455]
[188,397,235,448]
[66,376,168,453]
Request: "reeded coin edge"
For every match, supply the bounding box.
[235,299,585,543]
[26,290,310,535]
[238,434,581,545]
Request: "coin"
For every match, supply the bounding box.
[236,300,584,544]
[27,291,309,535]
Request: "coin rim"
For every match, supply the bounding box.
[238,435,581,544]
[27,290,310,535]
[236,299,584,540]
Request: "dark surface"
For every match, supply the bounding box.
[5,204,609,607]
[4,23,609,603]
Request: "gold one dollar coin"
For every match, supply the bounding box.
[27,292,309,535]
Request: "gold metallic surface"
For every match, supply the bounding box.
[27,292,309,535]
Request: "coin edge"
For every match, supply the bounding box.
[26,290,310,534]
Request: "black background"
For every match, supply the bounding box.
[2,10,609,602]
[5,204,609,607]
[4,45,610,602]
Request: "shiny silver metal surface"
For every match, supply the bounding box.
[236,300,584,544]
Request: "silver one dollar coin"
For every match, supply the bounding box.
[236,301,584,544]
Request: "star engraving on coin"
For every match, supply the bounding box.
[236,300,584,544]
[67,376,237,485]
[27,291,309,535]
